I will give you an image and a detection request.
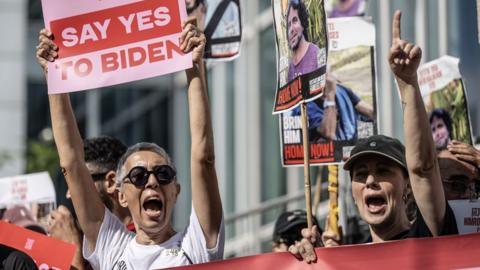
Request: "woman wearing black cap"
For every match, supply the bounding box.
[289,10,458,263]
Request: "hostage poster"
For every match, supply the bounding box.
[272,0,328,113]
[186,0,242,59]
[280,17,378,166]
[418,56,473,148]
[41,0,192,94]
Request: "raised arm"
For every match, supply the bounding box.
[389,11,445,235]
[354,100,375,120]
[317,76,338,140]
[181,20,223,248]
[36,29,105,251]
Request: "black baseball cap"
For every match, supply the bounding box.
[343,135,407,172]
[273,210,319,244]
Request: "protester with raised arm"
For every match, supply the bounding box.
[289,10,458,264]
[36,18,224,269]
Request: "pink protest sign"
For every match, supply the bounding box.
[41,0,192,94]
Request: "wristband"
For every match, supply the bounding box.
[323,100,336,109]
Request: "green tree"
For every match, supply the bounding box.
[26,140,59,177]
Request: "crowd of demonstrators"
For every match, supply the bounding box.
[1,4,480,270]
[35,17,224,270]
[288,10,459,263]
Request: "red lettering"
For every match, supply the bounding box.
[284,145,303,159]
[101,52,119,72]
[310,142,334,159]
[148,41,166,62]
[328,31,339,39]
[120,49,127,69]
[100,39,183,73]
[166,40,184,59]
[128,47,147,67]
[60,61,73,80]
[74,58,93,77]
[277,87,292,105]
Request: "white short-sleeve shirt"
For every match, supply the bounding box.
[83,207,224,270]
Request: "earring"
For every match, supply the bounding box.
[402,194,407,203]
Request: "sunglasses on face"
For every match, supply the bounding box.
[123,165,176,187]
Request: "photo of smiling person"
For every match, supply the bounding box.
[286,0,321,83]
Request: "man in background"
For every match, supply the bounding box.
[272,210,321,252]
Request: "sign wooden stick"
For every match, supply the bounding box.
[313,166,323,214]
[300,102,313,229]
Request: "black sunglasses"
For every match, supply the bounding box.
[123,165,176,187]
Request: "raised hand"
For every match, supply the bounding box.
[288,225,322,264]
[389,10,422,84]
[323,74,337,101]
[36,28,58,76]
[180,17,206,65]
[47,205,82,245]
[447,141,480,169]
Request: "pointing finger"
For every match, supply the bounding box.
[392,10,402,43]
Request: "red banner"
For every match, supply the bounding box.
[0,221,76,270]
[169,233,480,270]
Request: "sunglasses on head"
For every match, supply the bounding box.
[123,165,176,187]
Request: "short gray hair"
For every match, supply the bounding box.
[115,142,176,188]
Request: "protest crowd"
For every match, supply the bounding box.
[1,0,480,269]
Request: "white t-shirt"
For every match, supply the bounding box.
[83,207,224,270]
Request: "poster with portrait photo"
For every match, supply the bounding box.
[325,0,366,18]
[272,0,328,113]
[418,56,473,149]
[186,0,242,60]
[280,17,378,166]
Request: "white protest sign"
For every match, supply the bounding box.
[0,172,56,208]
[448,200,480,234]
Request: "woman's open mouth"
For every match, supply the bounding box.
[365,195,387,214]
